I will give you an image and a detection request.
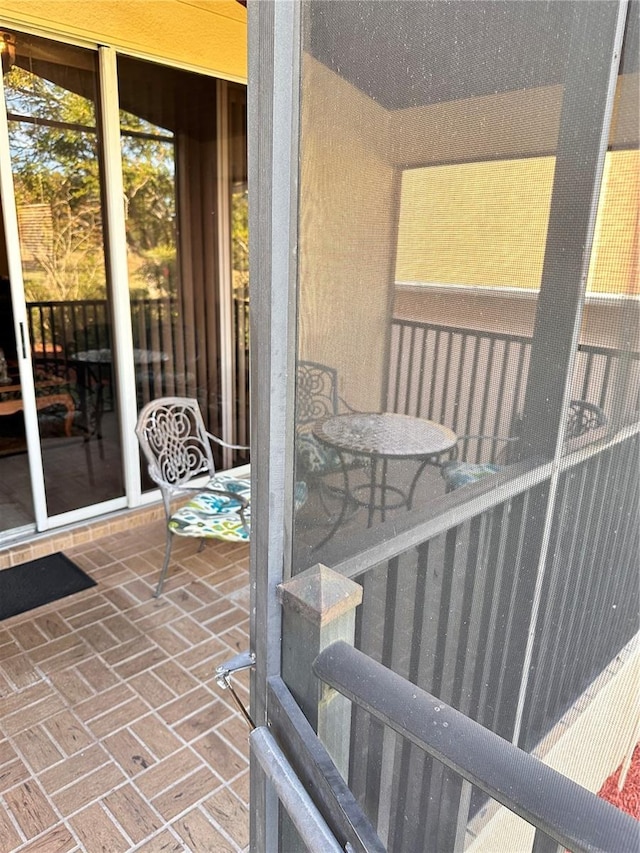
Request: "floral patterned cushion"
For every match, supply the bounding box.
[168,472,307,542]
[294,480,308,511]
[296,428,363,475]
[297,430,341,474]
[169,473,251,541]
[441,461,501,490]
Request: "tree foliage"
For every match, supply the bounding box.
[232,188,249,301]
[5,66,176,301]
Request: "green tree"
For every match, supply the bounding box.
[5,67,177,302]
[232,188,249,301]
[7,66,105,300]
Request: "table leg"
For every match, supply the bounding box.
[380,458,389,524]
[73,363,104,440]
[312,450,354,550]
[367,456,378,527]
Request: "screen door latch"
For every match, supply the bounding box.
[215,650,256,730]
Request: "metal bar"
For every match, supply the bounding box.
[475,502,517,736]
[431,527,458,697]
[574,448,623,692]
[599,436,640,659]
[427,328,441,421]
[580,350,595,402]
[549,454,604,724]
[389,319,639,446]
[451,332,466,433]
[463,335,481,460]
[389,542,429,852]
[97,47,139,504]
[405,323,417,415]
[389,319,640,362]
[364,555,399,829]
[519,0,628,461]
[391,322,404,413]
[415,326,428,419]
[0,62,49,531]
[314,642,640,853]
[512,339,529,427]
[248,0,301,849]
[48,303,58,363]
[250,727,344,853]
[491,339,512,460]
[267,676,385,853]
[532,828,563,853]
[476,337,495,460]
[451,515,483,710]
[441,329,454,424]
[598,351,613,410]
[325,421,639,586]
[561,450,612,707]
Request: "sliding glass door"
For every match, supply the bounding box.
[0,32,125,531]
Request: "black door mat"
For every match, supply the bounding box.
[0,552,96,621]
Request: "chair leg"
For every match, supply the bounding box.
[155,529,174,598]
[197,538,206,553]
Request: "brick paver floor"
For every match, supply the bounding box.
[0,521,251,852]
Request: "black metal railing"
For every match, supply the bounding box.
[25,297,251,459]
[314,642,640,853]
[329,428,639,851]
[389,318,640,462]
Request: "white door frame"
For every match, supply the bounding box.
[0,64,48,532]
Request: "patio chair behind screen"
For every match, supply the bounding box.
[441,399,607,491]
[296,360,365,518]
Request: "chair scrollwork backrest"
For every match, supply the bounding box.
[296,360,339,425]
[567,399,607,439]
[135,397,215,497]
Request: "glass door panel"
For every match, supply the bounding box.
[2,31,125,519]
[116,55,235,484]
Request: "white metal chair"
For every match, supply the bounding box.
[440,399,607,491]
[135,396,251,597]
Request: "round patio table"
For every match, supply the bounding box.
[313,412,457,534]
[70,348,168,438]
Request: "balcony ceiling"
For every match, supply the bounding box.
[308,0,639,112]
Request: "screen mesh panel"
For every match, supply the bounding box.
[289,2,638,850]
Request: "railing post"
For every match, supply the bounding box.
[278,563,363,780]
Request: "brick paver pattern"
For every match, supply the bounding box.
[0,521,250,852]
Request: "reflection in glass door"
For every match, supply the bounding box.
[1,31,124,524]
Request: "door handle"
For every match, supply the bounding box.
[215,650,256,729]
[18,321,27,358]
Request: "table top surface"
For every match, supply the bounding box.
[71,348,168,364]
[313,412,457,458]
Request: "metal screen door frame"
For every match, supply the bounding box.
[248,0,302,847]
